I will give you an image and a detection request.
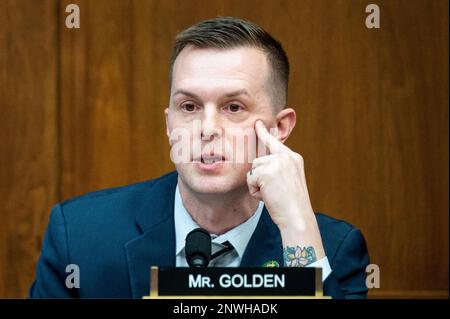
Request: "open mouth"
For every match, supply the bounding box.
[201,157,224,164]
[194,154,227,170]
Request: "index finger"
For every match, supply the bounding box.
[255,120,291,154]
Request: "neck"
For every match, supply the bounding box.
[178,177,259,235]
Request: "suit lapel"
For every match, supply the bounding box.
[240,206,284,267]
[124,172,178,298]
[124,174,285,297]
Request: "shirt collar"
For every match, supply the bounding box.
[174,184,264,260]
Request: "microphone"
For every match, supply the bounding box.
[185,228,211,268]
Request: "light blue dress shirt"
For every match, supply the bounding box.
[174,185,331,281]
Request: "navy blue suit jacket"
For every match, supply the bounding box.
[29,171,369,298]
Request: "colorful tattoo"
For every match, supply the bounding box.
[284,246,317,267]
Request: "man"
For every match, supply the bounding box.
[30,17,369,298]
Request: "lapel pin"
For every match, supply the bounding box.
[262,260,280,268]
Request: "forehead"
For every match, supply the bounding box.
[171,46,270,96]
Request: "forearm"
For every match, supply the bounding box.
[279,216,325,267]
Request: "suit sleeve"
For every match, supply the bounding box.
[323,228,370,299]
[29,204,77,298]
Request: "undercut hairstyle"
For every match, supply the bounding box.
[169,17,290,109]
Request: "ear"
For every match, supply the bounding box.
[274,108,296,143]
[164,107,170,139]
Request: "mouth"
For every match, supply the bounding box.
[194,154,226,171]
[200,156,225,164]
[193,153,226,163]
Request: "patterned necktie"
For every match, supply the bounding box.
[210,240,234,261]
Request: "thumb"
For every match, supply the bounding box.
[246,169,263,200]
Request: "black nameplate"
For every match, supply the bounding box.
[154,267,318,296]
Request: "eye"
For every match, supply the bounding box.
[181,103,197,113]
[225,103,243,113]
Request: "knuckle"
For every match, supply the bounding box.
[293,153,303,164]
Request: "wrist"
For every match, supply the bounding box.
[277,213,318,235]
[278,218,326,261]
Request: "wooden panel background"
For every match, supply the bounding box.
[0,0,58,298]
[0,0,448,298]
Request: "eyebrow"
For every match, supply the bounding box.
[172,89,251,100]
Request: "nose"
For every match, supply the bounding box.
[201,106,222,141]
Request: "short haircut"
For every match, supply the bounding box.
[169,17,290,108]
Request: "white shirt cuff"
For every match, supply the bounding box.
[306,256,332,282]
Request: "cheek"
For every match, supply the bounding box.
[168,111,183,129]
[224,132,257,164]
[167,114,194,137]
